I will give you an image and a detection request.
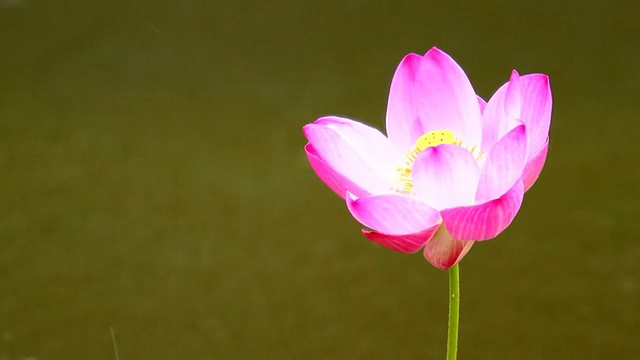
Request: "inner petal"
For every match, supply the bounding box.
[412,144,480,210]
[395,130,458,193]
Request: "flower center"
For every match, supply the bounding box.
[395,130,461,194]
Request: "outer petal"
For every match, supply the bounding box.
[440,180,524,241]
[386,48,482,152]
[480,70,523,153]
[476,125,527,203]
[519,74,552,157]
[303,116,402,197]
[523,140,549,191]
[412,144,480,210]
[305,144,369,199]
[346,192,441,236]
[362,226,440,254]
[423,225,474,270]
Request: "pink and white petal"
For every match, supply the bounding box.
[384,53,430,151]
[480,71,523,153]
[522,140,549,191]
[476,125,527,203]
[519,74,552,156]
[441,180,524,241]
[346,192,441,236]
[362,225,440,254]
[477,96,487,113]
[412,144,480,210]
[303,117,401,196]
[504,70,522,123]
[423,225,475,270]
[480,83,507,152]
[386,48,482,152]
[313,116,403,168]
[305,144,369,199]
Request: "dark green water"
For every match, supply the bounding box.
[1,1,639,358]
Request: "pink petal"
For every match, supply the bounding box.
[412,144,480,210]
[362,226,440,254]
[477,96,487,113]
[476,125,527,203]
[523,140,549,191]
[504,70,523,122]
[386,48,482,152]
[480,70,523,153]
[440,180,524,241]
[519,74,552,157]
[303,116,402,196]
[346,192,441,236]
[305,144,369,199]
[423,225,475,270]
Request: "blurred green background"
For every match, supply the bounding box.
[1,0,639,358]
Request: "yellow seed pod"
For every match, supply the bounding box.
[414,130,456,151]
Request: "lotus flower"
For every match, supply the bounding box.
[302,47,552,269]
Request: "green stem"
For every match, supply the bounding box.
[446,264,460,360]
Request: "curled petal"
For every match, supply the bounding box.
[362,225,440,254]
[480,70,523,153]
[519,74,552,157]
[385,53,428,151]
[312,117,401,165]
[523,140,549,191]
[441,180,524,241]
[346,193,441,236]
[412,144,480,210]
[504,70,523,123]
[476,125,527,203]
[303,117,401,197]
[386,48,482,152]
[423,225,475,270]
[305,144,369,199]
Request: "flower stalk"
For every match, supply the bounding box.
[446,264,460,360]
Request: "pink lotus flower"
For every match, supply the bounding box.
[303,47,552,270]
